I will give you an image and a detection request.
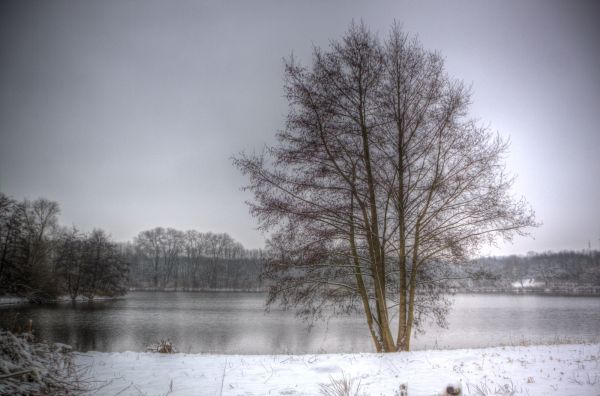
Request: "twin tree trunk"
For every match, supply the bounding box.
[235,22,536,353]
[353,91,416,352]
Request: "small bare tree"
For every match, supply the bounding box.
[80,229,128,299]
[235,22,537,352]
[55,227,85,300]
[134,227,164,289]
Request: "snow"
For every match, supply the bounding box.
[0,330,83,395]
[0,296,28,305]
[76,343,600,395]
[511,279,545,289]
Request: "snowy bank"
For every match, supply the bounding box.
[0,294,124,306]
[76,343,600,395]
[0,330,85,395]
[0,296,28,305]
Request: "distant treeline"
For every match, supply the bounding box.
[124,241,600,294]
[455,250,600,293]
[0,192,265,301]
[0,193,128,301]
[3,192,598,299]
[123,228,264,291]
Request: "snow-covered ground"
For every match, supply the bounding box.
[76,343,600,395]
[0,296,28,305]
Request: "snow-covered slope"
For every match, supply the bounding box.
[76,343,600,395]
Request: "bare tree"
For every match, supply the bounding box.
[55,227,85,300]
[161,228,184,289]
[1,193,128,300]
[134,227,164,289]
[235,22,537,352]
[0,193,26,293]
[80,229,128,299]
[184,230,204,289]
[17,198,60,299]
[131,228,262,290]
[22,199,60,271]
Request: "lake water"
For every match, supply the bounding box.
[1,292,599,354]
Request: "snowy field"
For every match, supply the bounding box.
[76,343,600,395]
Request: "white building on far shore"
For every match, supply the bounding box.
[511,278,545,289]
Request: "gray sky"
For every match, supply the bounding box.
[1,0,599,256]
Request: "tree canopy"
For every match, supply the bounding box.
[235,22,536,352]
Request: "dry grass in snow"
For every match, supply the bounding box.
[75,343,600,395]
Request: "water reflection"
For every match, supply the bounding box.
[0,292,598,354]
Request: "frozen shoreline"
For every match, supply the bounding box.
[0,296,28,305]
[0,295,124,306]
[76,343,600,395]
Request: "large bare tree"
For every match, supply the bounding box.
[235,23,536,352]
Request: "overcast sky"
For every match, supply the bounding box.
[1,0,599,256]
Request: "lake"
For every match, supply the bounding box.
[1,292,598,354]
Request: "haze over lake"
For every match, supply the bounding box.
[2,292,598,354]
